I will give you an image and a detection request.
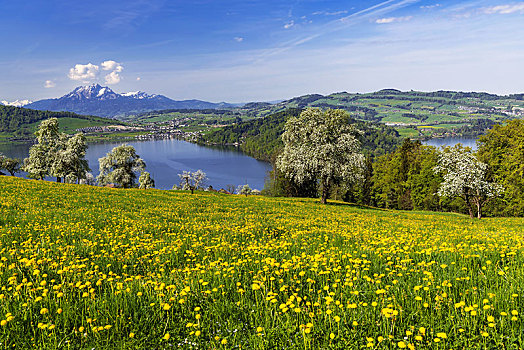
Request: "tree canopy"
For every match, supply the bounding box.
[277,108,365,204]
[97,145,146,188]
[434,145,503,219]
[23,118,89,182]
[478,119,524,216]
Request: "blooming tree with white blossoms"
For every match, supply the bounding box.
[434,145,503,219]
[277,108,365,204]
[178,170,207,194]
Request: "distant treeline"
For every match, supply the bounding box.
[199,108,401,161]
[371,89,507,100]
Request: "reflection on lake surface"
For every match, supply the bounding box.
[423,137,477,150]
[0,139,272,191]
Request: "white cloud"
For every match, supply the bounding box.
[44,80,56,88]
[420,4,441,9]
[312,10,348,16]
[284,20,295,29]
[104,71,121,84]
[375,16,412,24]
[234,37,244,42]
[484,3,524,14]
[101,60,123,72]
[68,63,99,81]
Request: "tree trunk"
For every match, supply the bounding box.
[56,176,62,183]
[477,202,482,219]
[474,194,483,219]
[321,180,330,204]
[464,192,474,219]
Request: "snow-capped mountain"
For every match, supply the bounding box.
[1,99,33,107]
[121,91,157,99]
[26,84,235,118]
[64,84,120,101]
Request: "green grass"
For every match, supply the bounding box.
[0,176,523,349]
[396,128,419,138]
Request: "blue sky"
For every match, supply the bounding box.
[0,0,523,102]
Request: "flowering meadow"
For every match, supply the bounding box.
[0,176,522,349]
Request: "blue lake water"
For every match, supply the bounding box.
[0,139,272,191]
[423,137,478,150]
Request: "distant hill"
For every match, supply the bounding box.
[26,84,236,118]
[0,104,120,141]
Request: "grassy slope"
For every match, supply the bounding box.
[0,176,523,349]
[0,105,125,144]
[32,117,116,134]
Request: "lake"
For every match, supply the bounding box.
[423,136,477,150]
[0,139,272,191]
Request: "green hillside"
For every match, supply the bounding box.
[0,176,522,348]
[123,89,524,140]
[0,105,123,143]
[199,108,401,161]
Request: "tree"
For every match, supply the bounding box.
[178,170,207,194]
[97,145,146,188]
[23,143,49,180]
[372,139,443,211]
[276,108,365,204]
[237,184,252,197]
[226,184,236,194]
[52,133,90,184]
[24,118,64,180]
[434,145,503,219]
[477,120,524,216]
[23,118,89,183]
[0,155,21,176]
[79,173,96,186]
[139,171,155,189]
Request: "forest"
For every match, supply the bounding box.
[201,108,524,217]
[199,108,401,161]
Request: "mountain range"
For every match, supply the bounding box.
[22,84,236,118]
[1,99,33,107]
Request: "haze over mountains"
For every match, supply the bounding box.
[21,84,237,118]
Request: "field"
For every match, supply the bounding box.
[0,176,523,349]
